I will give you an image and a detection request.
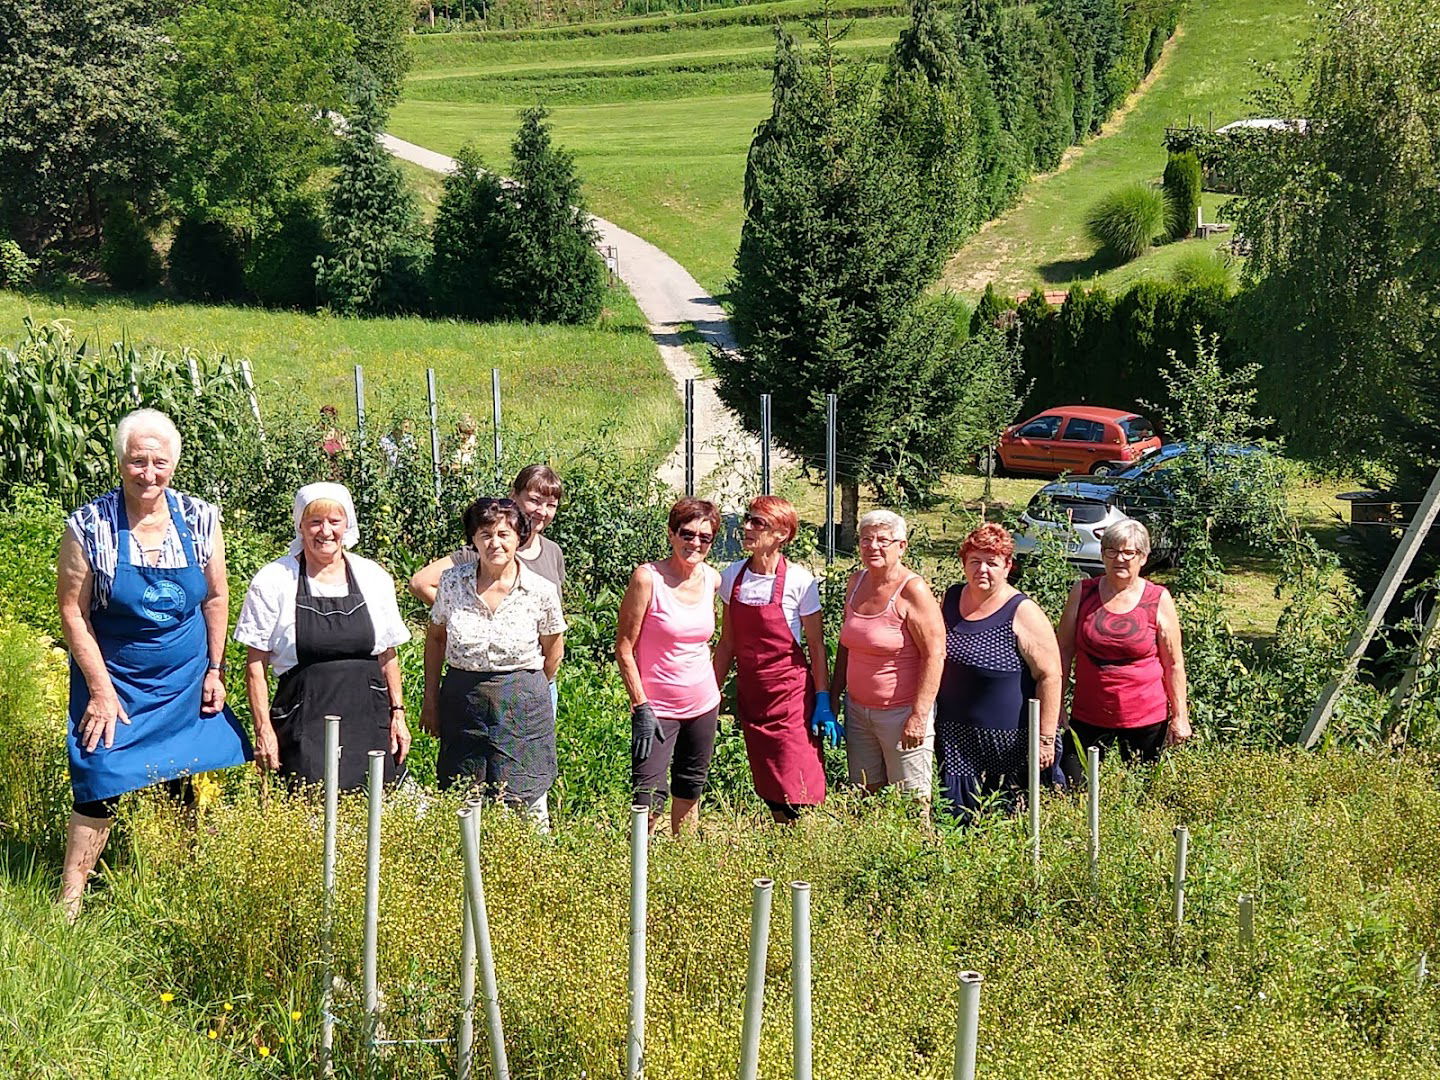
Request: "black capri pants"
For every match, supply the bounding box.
[73,778,193,819]
[631,705,719,809]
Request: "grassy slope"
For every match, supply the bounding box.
[392,5,906,295]
[940,0,1313,297]
[0,287,677,451]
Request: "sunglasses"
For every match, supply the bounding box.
[478,497,517,509]
[743,514,771,529]
[676,528,715,545]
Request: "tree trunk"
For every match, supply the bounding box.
[840,479,860,552]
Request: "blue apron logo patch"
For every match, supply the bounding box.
[141,580,187,623]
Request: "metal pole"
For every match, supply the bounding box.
[457,835,476,1080]
[321,715,341,1077]
[427,368,442,507]
[354,364,367,449]
[824,394,836,565]
[952,970,983,1080]
[790,881,811,1080]
[186,353,202,395]
[491,368,503,486]
[738,878,773,1080]
[459,808,510,1080]
[363,749,385,1061]
[1172,826,1189,928]
[759,394,772,496]
[684,379,696,497]
[1238,893,1254,948]
[1087,744,1101,877]
[627,805,649,1079]
[1028,699,1040,870]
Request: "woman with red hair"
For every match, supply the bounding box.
[714,496,835,822]
[935,523,1061,820]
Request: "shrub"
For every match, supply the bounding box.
[429,143,511,321]
[0,239,34,289]
[1168,247,1237,293]
[1085,182,1168,262]
[167,216,246,302]
[245,193,327,309]
[1162,149,1204,240]
[99,201,163,292]
[968,282,1011,336]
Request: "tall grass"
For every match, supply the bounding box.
[1086,183,1169,262]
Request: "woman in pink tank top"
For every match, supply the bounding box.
[616,498,723,835]
[833,510,945,805]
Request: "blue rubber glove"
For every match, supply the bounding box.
[809,691,844,746]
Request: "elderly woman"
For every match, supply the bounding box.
[57,409,250,918]
[936,524,1062,820]
[423,498,566,828]
[832,510,945,806]
[714,496,836,823]
[235,483,412,790]
[616,498,722,835]
[1057,518,1190,762]
[411,464,566,715]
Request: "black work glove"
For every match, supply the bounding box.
[630,703,664,765]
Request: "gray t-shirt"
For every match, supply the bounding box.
[451,535,565,592]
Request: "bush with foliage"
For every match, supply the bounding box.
[167,216,247,302]
[0,240,34,289]
[1167,248,1236,293]
[1086,182,1168,262]
[429,144,511,321]
[99,201,163,292]
[1162,149,1203,240]
[244,193,328,309]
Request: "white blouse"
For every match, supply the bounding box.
[431,562,566,673]
[234,554,411,675]
[719,559,822,645]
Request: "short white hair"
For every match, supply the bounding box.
[1101,517,1151,557]
[858,509,907,541]
[114,409,182,462]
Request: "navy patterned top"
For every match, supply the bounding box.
[936,587,1035,731]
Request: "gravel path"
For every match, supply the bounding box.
[380,132,760,496]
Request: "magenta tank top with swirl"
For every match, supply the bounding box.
[635,563,721,720]
[1072,578,1169,729]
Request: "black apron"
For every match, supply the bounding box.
[270,556,399,791]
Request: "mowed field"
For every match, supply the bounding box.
[392,0,907,296]
[940,0,1314,297]
[0,287,678,452]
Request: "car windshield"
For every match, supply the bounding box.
[1120,417,1156,443]
[1027,495,1111,525]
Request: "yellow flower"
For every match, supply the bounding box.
[159,993,174,1004]
[207,1031,218,1040]
[258,1046,270,1058]
[290,1010,301,1021]
[222,1003,233,1012]
[192,772,222,810]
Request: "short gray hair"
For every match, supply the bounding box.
[858,509,907,541]
[1101,517,1151,557]
[114,409,182,462]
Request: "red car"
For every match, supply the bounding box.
[997,406,1161,477]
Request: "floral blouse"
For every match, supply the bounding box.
[431,562,566,673]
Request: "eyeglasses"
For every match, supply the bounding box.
[676,528,714,545]
[859,536,900,549]
[478,497,516,509]
[743,514,771,529]
[1103,548,1142,561]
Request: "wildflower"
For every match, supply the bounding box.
[223,1002,233,1012]
[258,1046,270,1058]
[193,772,222,810]
[159,993,175,1004]
[290,1010,301,1021]
[207,1031,218,1040]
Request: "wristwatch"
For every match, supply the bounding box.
[206,660,228,676]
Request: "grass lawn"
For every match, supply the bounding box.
[0,286,678,452]
[940,0,1313,298]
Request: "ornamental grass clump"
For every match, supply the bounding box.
[1086,183,1168,262]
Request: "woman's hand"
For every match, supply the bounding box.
[79,691,129,753]
[201,668,226,714]
[391,710,412,764]
[1166,714,1193,747]
[1039,732,1057,770]
[900,709,928,750]
[253,722,281,771]
[420,698,440,737]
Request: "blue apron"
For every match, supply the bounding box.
[67,492,251,803]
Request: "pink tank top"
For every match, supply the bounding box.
[635,562,721,720]
[840,570,922,708]
[1072,578,1169,729]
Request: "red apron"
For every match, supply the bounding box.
[730,558,826,807]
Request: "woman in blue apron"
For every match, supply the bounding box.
[235,483,412,791]
[57,409,250,919]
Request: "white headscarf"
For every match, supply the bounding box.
[289,482,360,556]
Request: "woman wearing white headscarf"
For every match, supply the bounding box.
[235,483,412,790]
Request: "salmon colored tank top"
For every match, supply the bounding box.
[840,570,922,708]
[635,562,721,720]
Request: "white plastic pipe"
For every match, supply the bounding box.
[363,749,385,1057]
[952,970,983,1080]
[1238,893,1254,948]
[456,810,476,1080]
[791,881,811,1080]
[1172,826,1189,927]
[459,807,509,1080]
[627,805,649,1079]
[321,715,340,1077]
[738,878,774,1080]
[1087,744,1101,876]
[1027,699,1041,869]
